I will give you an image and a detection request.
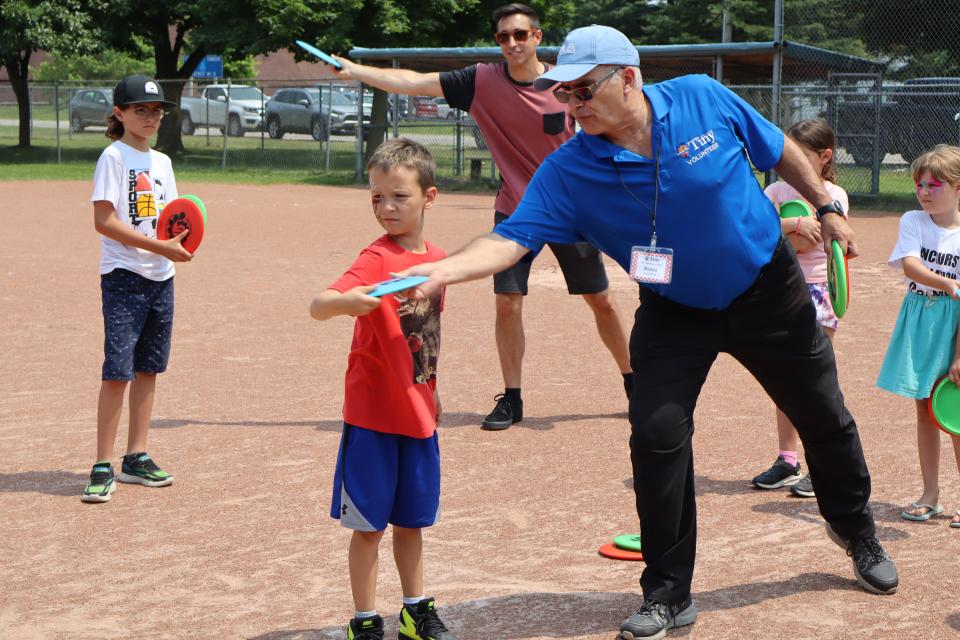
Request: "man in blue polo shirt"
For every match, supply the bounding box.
[399,25,898,639]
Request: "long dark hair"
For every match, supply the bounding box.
[105,108,125,141]
[786,119,837,183]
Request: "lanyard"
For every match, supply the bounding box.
[615,128,661,247]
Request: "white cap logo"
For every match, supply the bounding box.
[144,81,160,95]
[559,42,576,55]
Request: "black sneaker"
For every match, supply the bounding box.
[619,597,697,640]
[751,456,802,489]
[81,462,116,503]
[481,394,522,431]
[825,524,899,594]
[347,614,384,640]
[398,597,458,640]
[117,452,173,487]
[790,474,816,497]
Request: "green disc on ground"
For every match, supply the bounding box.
[182,194,207,224]
[613,534,642,552]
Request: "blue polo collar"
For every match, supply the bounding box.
[582,82,674,161]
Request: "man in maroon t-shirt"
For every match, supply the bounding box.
[329,3,632,430]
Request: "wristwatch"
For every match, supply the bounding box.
[814,200,845,220]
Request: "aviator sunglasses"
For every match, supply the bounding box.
[552,66,623,104]
[494,29,536,44]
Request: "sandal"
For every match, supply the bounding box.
[951,511,960,529]
[900,501,944,521]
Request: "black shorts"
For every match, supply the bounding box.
[492,211,609,296]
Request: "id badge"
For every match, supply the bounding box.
[629,245,674,284]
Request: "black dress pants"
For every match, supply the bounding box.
[628,239,875,604]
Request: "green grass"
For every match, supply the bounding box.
[0,121,498,190]
[0,119,918,210]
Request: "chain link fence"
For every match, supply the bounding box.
[775,0,960,198]
[3,3,958,199]
[0,77,499,186]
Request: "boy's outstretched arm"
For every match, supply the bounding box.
[310,285,380,321]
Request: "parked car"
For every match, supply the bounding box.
[329,90,371,134]
[69,88,112,132]
[180,84,266,136]
[411,96,439,118]
[264,88,331,140]
[433,97,457,120]
[835,77,960,165]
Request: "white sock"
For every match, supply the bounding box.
[354,610,377,619]
[402,595,426,606]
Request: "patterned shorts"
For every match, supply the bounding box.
[808,282,839,331]
[101,268,174,380]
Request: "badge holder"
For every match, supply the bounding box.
[630,243,673,284]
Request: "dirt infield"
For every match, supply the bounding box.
[2,180,959,639]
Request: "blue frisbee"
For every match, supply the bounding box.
[295,40,342,69]
[368,276,428,298]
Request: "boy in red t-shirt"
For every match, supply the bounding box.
[310,139,456,640]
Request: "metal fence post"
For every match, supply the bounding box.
[325,82,333,172]
[54,82,61,163]
[222,78,231,170]
[355,76,364,182]
[392,58,400,139]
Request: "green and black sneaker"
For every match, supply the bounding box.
[347,614,384,640]
[117,452,173,487]
[81,462,116,503]
[398,598,458,640]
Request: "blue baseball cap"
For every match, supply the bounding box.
[534,25,640,91]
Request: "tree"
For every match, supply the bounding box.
[0,0,100,147]
[96,0,345,154]
[855,0,960,77]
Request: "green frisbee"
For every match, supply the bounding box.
[779,199,813,219]
[827,240,849,318]
[613,534,642,552]
[182,194,207,224]
[929,375,960,437]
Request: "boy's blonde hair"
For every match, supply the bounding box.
[911,144,960,185]
[367,138,436,192]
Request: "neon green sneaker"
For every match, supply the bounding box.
[398,598,458,640]
[117,452,173,487]
[347,614,384,639]
[81,462,116,503]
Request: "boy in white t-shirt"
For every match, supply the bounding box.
[82,75,193,503]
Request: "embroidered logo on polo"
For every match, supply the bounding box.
[680,129,719,165]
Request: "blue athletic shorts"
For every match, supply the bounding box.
[330,423,441,532]
[101,268,174,381]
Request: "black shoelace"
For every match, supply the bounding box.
[850,536,887,565]
[131,455,160,473]
[633,600,669,622]
[416,607,450,634]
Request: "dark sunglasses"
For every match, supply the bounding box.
[494,29,534,44]
[552,66,624,104]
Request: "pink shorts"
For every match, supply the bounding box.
[808,282,839,331]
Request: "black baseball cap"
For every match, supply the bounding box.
[113,74,176,108]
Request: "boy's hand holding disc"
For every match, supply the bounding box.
[158,229,193,262]
[158,197,205,254]
[344,285,382,316]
